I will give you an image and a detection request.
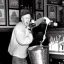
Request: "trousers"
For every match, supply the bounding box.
[12,56,28,64]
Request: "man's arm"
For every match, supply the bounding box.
[14,24,33,45]
[35,17,44,27]
[34,17,52,27]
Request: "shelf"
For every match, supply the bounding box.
[47,4,59,6]
[0,27,13,32]
[49,51,64,59]
[49,51,64,55]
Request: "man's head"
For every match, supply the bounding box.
[21,9,32,27]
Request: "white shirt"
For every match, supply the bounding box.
[8,22,33,58]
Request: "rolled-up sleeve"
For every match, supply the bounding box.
[35,17,45,27]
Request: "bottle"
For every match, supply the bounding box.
[49,21,58,27]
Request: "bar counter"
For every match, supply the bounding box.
[47,28,64,64]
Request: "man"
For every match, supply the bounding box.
[8,8,51,64]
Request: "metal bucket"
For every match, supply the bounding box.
[28,45,49,64]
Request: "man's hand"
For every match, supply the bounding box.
[43,17,53,25]
[26,27,32,36]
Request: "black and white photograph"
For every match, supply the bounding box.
[36,11,43,20]
[9,0,19,8]
[0,0,5,8]
[47,0,61,5]
[0,9,6,25]
[0,0,64,64]
[0,0,6,25]
[35,0,44,10]
[47,5,57,22]
[8,9,19,25]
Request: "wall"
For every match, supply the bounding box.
[44,0,60,22]
[0,0,61,31]
[0,0,20,31]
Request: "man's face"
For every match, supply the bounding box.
[21,14,31,27]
